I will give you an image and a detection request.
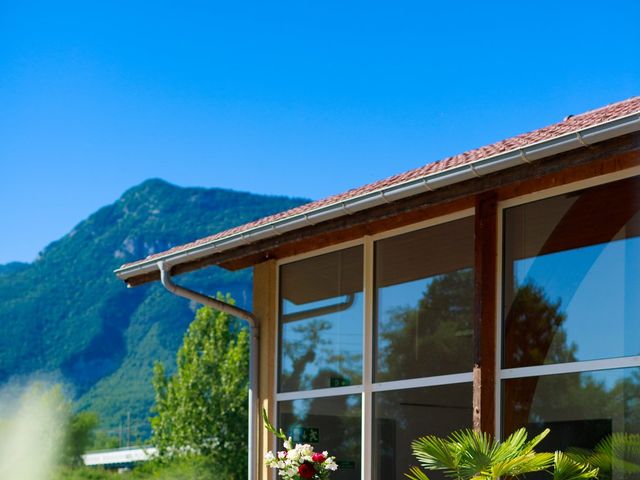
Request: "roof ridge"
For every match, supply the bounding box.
[570,96,640,119]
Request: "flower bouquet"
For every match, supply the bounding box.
[263,409,338,479]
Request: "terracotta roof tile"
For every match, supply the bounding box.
[121,96,640,269]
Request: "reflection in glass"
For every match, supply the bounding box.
[503,368,640,457]
[279,246,363,392]
[374,383,472,480]
[375,217,474,382]
[503,177,640,369]
[279,395,362,480]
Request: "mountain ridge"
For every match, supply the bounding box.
[0,179,308,437]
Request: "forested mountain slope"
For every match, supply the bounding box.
[0,179,308,437]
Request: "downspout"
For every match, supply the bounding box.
[157,261,259,480]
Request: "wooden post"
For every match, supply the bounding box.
[473,192,497,434]
[253,260,277,480]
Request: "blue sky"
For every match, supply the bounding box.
[1,1,639,264]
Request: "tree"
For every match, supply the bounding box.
[62,411,99,466]
[378,269,474,381]
[151,293,249,477]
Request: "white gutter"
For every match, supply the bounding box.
[115,112,640,282]
[158,262,259,480]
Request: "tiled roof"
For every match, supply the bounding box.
[120,96,640,271]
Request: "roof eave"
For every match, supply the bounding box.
[115,111,640,285]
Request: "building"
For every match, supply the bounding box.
[83,446,157,470]
[116,97,640,480]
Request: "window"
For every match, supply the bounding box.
[373,384,471,480]
[279,395,362,480]
[373,216,474,479]
[500,176,640,455]
[375,217,474,381]
[273,173,640,480]
[279,246,364,393]
[276,213,474,480]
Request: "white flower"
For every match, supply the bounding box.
[265,442,337,477]
[326,462,338,471]
[324,457,338,471]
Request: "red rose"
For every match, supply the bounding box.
[312,452,326,463]
[298,461,316,479]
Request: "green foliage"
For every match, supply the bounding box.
[406,428,597,480]
[151,296,249,477]
[88,431,120,451]
[552,452,600,480]
[263,407,287,441]
[54,466,119,480]
[0,179,307,435]
[130,456,235,480]
[55,457,235,480]
[63,411,100,465]
[378,269,474,382]
[567,433,640,480]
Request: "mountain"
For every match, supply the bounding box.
[0,262,29,276]
[0,179,308,438]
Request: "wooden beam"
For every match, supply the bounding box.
[253,260,277,480]
[473,192,497,434]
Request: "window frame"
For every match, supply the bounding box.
[494,166,640,437]
[270,166,640,479]
[274,208,475,480]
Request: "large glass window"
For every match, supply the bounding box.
[279,396,362,480]
[373,383,472,480]
[502,177,640,369]
[501,175,640,475]
[279,246,363,392]
[274,175,640,480]
[276,214,475,480]
[374,217,474,381]
[503,368,640,451]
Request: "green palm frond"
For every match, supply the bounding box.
[491,428,529,462]
[411,435,459,476]
[522,428,552,454]
[406,466,432,480]
[409,428,556,480]
[578,433,640,480]
[452,430,494,478]
[553,451,599,480]
[492,452,555,477]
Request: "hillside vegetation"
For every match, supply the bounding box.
[0,179,307,437]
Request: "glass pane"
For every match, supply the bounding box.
[374,383,472,480]
[279,246,363,392]
[502,177,640,368]
[375,217,474,381]
[278,395,361,480]
[503,368,640,462]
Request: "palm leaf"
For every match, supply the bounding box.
[453,430,494,478]
[492,452,554,477]
[553,451,599,480]
[588,433,640,479]
[406,466,432,480]
[492,428,529,462]
[522,428,552,455]
[411,435,459,476]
